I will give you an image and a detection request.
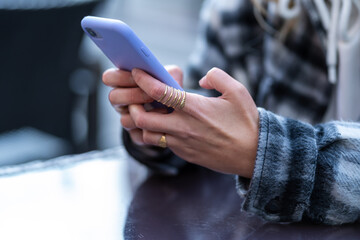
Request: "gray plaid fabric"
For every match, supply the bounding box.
[123,0,360,225]
[187,0,331,124]
[186,0,360,224]
[239,109,360,224]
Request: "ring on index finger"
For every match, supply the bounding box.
[157,85,168,103]
[157,86,186,110]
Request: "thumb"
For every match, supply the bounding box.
[199,68,240,96]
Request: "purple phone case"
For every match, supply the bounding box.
[81,16,183,91]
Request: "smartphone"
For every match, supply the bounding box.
[81,16,183,91]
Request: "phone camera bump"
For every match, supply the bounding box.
[86,28,100,38]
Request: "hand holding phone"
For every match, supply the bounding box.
[81,16,183,91]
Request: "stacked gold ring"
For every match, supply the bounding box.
[157,86,186,110]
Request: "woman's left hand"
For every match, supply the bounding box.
[129,67,259,178]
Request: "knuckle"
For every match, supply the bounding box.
[235,83,246,92]
[133,114,146,129]
[235,83,248,97]
[206,67,220,79]
[142,131,153,145]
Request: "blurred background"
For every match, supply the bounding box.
[0,0,203,166]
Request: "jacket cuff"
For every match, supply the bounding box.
[239,108,318,222]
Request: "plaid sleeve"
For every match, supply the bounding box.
[186,0,263,95]
[237,108,360,225]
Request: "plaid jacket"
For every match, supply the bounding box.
[124,0,360,225]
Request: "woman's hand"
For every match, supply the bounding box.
[102,65,183,146]
[129,67,259,178]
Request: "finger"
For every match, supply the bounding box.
[131,69,203,116]
[120,113,136,130]
[199,67,244,97]
[102,68,137,88]
[142,130,163,147]
[129,104,187,135]
[128,129,145,145]
[113,105,129,114]
[142,130,176,149]
[165,65,183,87]
[109,87,153,106]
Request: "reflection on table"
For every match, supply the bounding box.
[0,146,359,240]
[125,165,360,240]
[0,147,147,240]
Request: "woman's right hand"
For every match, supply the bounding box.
[102,66,183,146]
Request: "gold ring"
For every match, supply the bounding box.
[169,89,180,108]
[158,86,186,110]
[179,91,186,109]
[157,85,168,103]
[173,90,184,109]
[163,87,174,106]
[158,134,167,148]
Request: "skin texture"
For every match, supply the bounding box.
[102,66,259,178]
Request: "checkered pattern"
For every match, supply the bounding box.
[123,0,360,224]
[187,0,332,124]
[187,0,360,225]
